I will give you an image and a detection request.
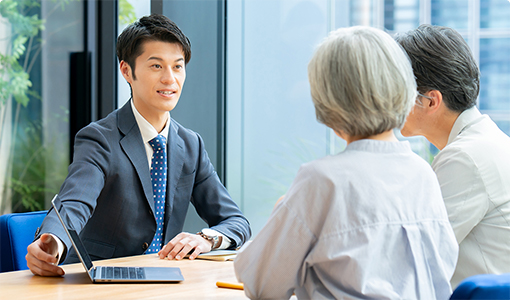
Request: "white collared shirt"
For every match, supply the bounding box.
[130,100,170,168]
[432,106,510,288]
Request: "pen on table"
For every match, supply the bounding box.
[216,281,244,290]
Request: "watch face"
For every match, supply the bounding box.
[211,236,220,249]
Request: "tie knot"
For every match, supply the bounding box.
[149,135,166,150]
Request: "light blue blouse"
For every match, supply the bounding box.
[235,139,458,299]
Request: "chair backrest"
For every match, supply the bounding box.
[0,210,48,272]
[450,273,510,300]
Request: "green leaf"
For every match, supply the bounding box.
[12,35,28,60]
[10,70,32,106]
[0,1,18,18]
[119,0,137,26]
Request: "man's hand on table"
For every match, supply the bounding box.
[26,233,65,277]
[158,232,212,261]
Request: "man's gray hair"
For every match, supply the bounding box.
[395,24,480,112]
[308,26,417,137]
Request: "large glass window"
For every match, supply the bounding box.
[478,1,510,131]
[479,38,510,111]
[1,0,84,213]
[480,0,510,29]
[227,0,510,236]
[350,0,376,26]
[384,0,420,32]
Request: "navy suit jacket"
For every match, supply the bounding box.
[38,101,251,263]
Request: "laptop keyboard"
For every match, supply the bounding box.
[100,267,146,280]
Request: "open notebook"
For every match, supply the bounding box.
[193,250,237,261]
[51,195,184,283]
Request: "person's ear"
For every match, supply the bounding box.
[119,60,133,83]
[423,90,443,114]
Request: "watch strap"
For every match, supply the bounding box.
[197,231,223,249]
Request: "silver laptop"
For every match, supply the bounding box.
[51,195,184,283]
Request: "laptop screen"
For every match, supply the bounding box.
[51,195,94,272]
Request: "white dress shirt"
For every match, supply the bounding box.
[130,100,170,168]
[432,106,510,288]
[234,140,458,299]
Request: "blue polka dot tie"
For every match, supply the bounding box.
[146,135,167,254]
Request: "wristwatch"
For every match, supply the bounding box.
[197,229,223,249]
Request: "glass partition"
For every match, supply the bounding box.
[226,0,347,234]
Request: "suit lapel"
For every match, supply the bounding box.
[164,119,184,239]
[118,101,155,214]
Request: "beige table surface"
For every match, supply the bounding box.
[0,254,248,299]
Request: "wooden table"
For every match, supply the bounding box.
[0,254,247,299]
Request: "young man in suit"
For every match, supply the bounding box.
[26,14,251,277]
[395,24,510,287]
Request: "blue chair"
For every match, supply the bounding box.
[450,273,510,300]
[0,210,48,272]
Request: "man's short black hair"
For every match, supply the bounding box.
[395,24,480,112]
[116,14,191,79]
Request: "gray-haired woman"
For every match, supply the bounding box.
[234,26,458,300]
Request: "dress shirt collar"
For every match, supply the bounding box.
[447,106,482,146]
[346,139,412,154]
[130,99,170,143]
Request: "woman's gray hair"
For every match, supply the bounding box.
[308,26,417,137]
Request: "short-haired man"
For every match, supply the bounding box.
[26,14,251,277]
[396,24,510,287]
